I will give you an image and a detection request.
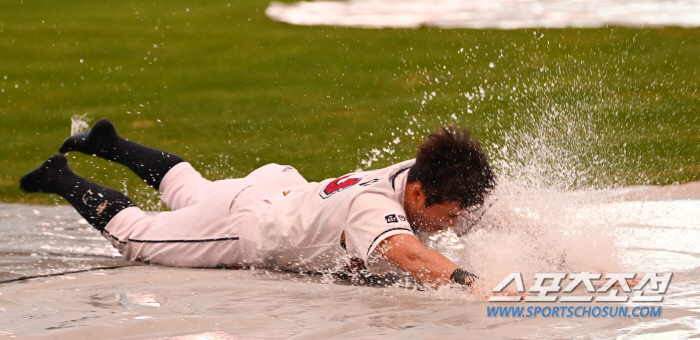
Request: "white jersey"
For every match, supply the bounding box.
[104,160,417,274]
[252,159,416,274]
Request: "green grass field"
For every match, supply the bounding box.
[1,0,698,206]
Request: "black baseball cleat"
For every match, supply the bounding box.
[19,154,70,193]
[58,118,119,155]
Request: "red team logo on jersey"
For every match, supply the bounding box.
[320,174,366,199]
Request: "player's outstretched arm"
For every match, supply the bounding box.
[376,234,462,287]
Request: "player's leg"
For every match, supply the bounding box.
[103,165,304,268]
[58,118,184,191]
[102,191,258,268]
[19,154,135,230]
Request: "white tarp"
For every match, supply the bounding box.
[266,0,700,29]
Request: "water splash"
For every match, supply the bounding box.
[443,124,627,290]
[451,187,622,291]
[395,37,654,289]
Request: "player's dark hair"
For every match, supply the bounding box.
[407,126,495,208]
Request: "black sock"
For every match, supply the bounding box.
[59,118,184,190]
[20,154,136,231]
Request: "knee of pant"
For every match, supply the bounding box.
[102,206,152,243]
[160,163,212,209]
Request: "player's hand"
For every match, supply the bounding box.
[468,281,489,301]
[605,276,642,288]
[470,282,524,301]
[592,274,642,290]
[623,277,642,288]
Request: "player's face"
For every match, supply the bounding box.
[408,200,464,234]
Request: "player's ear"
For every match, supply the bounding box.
[411,181,426,206]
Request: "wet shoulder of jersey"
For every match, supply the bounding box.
[318,159,415,199]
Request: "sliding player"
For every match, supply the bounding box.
[20,119,494,291]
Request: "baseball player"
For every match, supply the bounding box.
[20,119,494,290]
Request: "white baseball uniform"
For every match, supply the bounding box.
[103,159,416,274]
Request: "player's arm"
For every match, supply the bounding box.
[375,233,474,287]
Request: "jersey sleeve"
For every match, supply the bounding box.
[344,193,415,269]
